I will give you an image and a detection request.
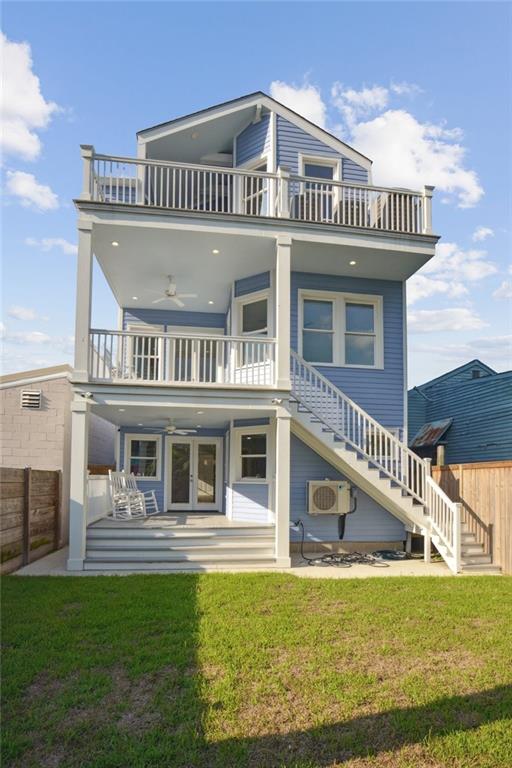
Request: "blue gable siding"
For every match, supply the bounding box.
[235,113,271,166]
[123,307,226,330]
[290,435,405,543]
[408,371,512,464]
[234,271,270,297]
[291,272,404,428]
[408,389,428,441]
[276,115,368,182]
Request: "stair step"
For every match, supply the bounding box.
[460,563,502,574]
[86,546,275,559]
[83,555,278,570]
[461,554,493,565]
[460,544,486,556]
[87,526,274,539]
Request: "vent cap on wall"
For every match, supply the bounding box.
[20,390,42,409]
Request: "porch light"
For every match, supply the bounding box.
[212,249,220,254]
[349,260,357,266]
[111,241,119,247]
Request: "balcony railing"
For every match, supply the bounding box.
[89,329,276,387]
[80,147,434,235]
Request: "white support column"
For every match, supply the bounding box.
[73,221,93,382]
[67,400,90,570]
[275,235,291,390]
[274,410,291,567]
[80,145,94,200]
[422,185,435,234]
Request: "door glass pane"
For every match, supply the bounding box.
[171,443,190,503]
[197,444,216,504]
[303,330,333,363]
[346,303,374,333]
[242,299,268,334]
[303,300,333,330]
[345,334,375,366]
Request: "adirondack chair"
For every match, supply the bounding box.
[108,470,159,519]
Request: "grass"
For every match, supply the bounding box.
[2,574,512,768]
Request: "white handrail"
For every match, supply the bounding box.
[290,350,461,570]
[89,329,276,387]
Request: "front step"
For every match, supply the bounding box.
[83,558,280,572]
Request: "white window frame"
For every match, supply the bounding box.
[298,289,384,369]
[234,425,269,483]
[234,289,273,337]
[124,433,162,481]
[299,153,342,182]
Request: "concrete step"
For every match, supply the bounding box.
[460,554,493,566]
[83,557,279,571]
[460,544,487,556]
[460,563,502,574]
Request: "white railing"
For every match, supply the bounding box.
[290,351,461,571]
[87,475,111,524]
[426,476,461,572]
[80,148,434,235]
[89,329,276,387]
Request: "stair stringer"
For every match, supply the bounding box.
[291,410,428,535]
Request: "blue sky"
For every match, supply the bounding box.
[2,1,511,385]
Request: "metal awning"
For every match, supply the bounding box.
[410,418,453,448]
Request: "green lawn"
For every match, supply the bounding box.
[2,574,512,768]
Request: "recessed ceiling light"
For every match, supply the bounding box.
[196,424,202,428]
[191,131,199,140]
[212,249,220,254]
[132,296,138,301]
[196,411,204,415]
[208,300,214,305]
[349,260,357,266]
[118,408,125,412]
[111,241,119,247]
[137,423,143,426]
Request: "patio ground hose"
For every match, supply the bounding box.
[292,519,389,568]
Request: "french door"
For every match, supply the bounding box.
[168,437,222,511]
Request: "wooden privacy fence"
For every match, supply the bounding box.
[432,461,512,574]
[0,467,62,574]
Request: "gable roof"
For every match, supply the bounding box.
[413,359,497,393]
[137,91,372,170]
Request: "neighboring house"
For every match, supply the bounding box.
[0,365,116,543]
[408,360,512,464]
[68,90,469,573]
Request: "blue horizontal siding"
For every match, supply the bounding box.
[276,115,368,182]
[408,389,428,442]
[123,308,226,330]
[291,272,404,428]
[290,435,405,542]
[234,272,270,297]
[232,483,269,523]
[235,113,271,166]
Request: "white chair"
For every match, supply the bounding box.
[108,470,160,519]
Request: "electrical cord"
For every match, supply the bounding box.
[293,519,389,568]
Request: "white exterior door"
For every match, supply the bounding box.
[168,437,222,511]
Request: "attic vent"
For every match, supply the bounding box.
[20,390,42,409]
[472,370,481,379]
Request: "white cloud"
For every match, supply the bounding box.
[493,280,512,300]
[331,83,389,125]
[390,81,423,97]
[1,329,52,344]
[7,305,37,321]
[421,242,497,282]
[424,336,512,367]
[5,171,58,210]
[472,226,494,242]
[407,274,467,305]
[270,80,326,127]
[1,32,60,161]
[346,110,483,207]
[408,308,487,333]
[25,236,77,255]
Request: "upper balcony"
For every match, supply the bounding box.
[79,147,434,237]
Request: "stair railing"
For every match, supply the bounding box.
[290,351,461,571]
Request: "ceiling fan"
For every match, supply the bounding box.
[148,275,197,308]
[141,419,198,436]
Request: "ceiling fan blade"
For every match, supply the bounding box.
[177,428,198,434]
[151,297,167,305]
[176,293,198,299]
[171,297,185,308]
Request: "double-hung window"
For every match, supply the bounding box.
[239,431,267,480]
[125,435,161,480]
[300,291,383,368]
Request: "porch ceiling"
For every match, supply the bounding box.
[92,224,276,313]
[91,403,275,429]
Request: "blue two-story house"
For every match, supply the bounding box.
[68,91,468,573]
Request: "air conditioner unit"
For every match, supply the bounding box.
[308,480,351,515]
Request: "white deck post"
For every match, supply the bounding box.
[73,221,93,382]
[276,235,291,389]
[423,527,431,564]
[274,410,291,567]
[277,167,291,218]
[67,399,90,570]
[453,502,462,573]
[422,185,434,234]
[80,145,94,200]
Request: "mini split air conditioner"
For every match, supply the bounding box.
[308,480,351,515]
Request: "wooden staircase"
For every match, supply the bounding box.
[290,351,500,575]
[84,522,277,571]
